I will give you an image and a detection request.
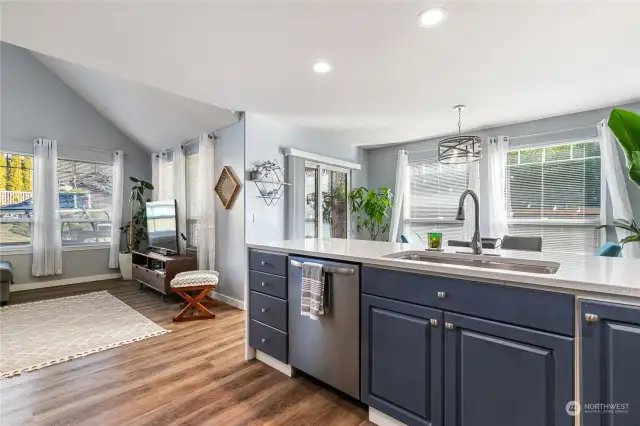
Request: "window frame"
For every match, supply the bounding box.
[304,161,351,239]
[504,137,606,252]
[57,156,114,247]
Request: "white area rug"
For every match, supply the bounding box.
[0,291,169,379]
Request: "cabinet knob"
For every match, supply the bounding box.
[584,313,599,323]
[430,319,439,327]
[261,308,268,313]
[437,291,447,299]
[445,322,454,330]
[261,282,266,287]
[261,261,266,266]
[261,338,268,344]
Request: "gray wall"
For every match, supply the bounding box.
[244,113,367,245]
[367,101,640,239]
[214,119,245,304]
[1,42,151,284]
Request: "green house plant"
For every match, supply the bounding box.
[348,187,393,241]
[601,109,640,247]
[118,177,154,279]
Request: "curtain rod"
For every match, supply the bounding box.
[3,136,125,155]
[406,123,599,154]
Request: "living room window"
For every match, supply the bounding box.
[57,159,113,246]
[403,158,469,243]
[505,140,602,253]
[0,152,33,247]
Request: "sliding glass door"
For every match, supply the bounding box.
[305,162,350,239]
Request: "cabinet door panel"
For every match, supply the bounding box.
[444,312,574,426]
[581,300,640,426]
[361,294,443,426]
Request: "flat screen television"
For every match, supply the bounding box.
[146,200,179,255]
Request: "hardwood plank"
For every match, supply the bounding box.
[0,280,370,426]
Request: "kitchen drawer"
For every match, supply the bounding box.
[250,291,288,332]
[362,267,575,336]
[249,319,288,363]
[249,270,287,299]
[249,251,288,277]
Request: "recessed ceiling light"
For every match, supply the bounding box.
[417,7,447,27]
[313,61,332,74]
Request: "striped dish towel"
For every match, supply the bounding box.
[301,262,325,320]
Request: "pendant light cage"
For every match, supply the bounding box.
[438,105,482,164]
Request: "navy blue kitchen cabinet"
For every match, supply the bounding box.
[581,300,640,426]
[444,312,574,426]
[361,294,444,426]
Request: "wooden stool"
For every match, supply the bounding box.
[170,271,219,322]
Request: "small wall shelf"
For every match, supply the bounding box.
[249,160,290,206]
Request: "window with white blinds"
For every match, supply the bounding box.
[505,140,602,253]
[404,158,468,243]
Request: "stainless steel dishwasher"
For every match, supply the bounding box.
[288,256,360,399]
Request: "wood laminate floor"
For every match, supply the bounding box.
[0,280,370,426]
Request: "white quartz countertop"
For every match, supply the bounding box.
[246,238,640,298]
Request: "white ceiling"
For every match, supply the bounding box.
[3,1,640,146]
[33,51,238,153]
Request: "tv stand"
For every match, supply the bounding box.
[132,251,197,296]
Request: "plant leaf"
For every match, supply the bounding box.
[620,235,640,246]
[629,151,640,188]
[608,109,640,165]
[129,176,140,183]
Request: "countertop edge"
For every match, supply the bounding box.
[246,243,640,299]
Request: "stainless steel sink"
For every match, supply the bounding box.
[383,251,559,274]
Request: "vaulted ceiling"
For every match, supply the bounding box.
[33,51,238,153]
[3,1,640,146]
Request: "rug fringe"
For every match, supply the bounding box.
[0,328,170,379]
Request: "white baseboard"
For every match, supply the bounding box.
[208,290,245,310]
[11,273,122,292]
[369,407,407,426]
[256,350,293,377]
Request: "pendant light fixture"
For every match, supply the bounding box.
[438,105,482,164]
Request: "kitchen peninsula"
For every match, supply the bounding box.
[245,238,640,426]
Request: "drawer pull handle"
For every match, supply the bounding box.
[261,338,269,344]
[261,261,267,266]
[261,308,268,313]
[261,282,266,287]
[445,322,454,330]
[438,291,447,299]
[430,319,438,327]
[584,313,599,323]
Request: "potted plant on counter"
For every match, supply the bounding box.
[348,187,393,241]
[118,177,153,280]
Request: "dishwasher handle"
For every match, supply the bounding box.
[290,259,355,275]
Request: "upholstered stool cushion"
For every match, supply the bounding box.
[170,270,219,288]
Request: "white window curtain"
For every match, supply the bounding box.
[463,161,481,241]
[598,120,640,258]
[151,153,160,201]
[196,133,216,270]
[389,150,408,242]
[486,136,509,238]
[108,150,124,268]
[158,152,174,201]
[32,138,62,276]
[173,144,187,253]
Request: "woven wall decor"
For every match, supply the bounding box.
[215,166,241,209]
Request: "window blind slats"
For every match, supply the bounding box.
[505,141,602,254]
[405,158,468,243]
